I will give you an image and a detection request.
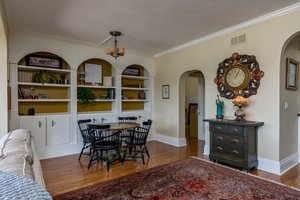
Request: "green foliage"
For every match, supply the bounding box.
[32,70,57,84]
[77,87,96,104]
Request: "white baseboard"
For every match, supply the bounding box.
[38,143,82,160]
[257,157,281,175]
[154,133,187,147]
[203,144,210,156]
[258,153,299,175]
[280,153,299,175]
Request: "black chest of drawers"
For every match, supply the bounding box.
[203,119,264,171]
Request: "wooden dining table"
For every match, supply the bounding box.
[88,122,139,131]
[107,122,139,131]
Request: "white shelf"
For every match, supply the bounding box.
[121,75,149,80]
[95,99,116,102]
[77,99,116,102]
[18,113,71,117]
[121,87,149,91]
[122,99,148,102]
[18,99,71,102]
[18,65,71,73]
[18,82,70,87]
[77,85,116,89]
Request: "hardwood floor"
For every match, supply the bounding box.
[41,139,300,197]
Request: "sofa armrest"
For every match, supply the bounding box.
[31,136,46,188]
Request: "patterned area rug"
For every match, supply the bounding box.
[54,157,300,200]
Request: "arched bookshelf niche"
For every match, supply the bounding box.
[76,58,117,113]
[121,64,150,111]
[16,51,71,115]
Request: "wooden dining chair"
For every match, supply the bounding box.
[77,119,92,160]
[122,120,152,164]
[118,116,138,146]
[87,124,121,172]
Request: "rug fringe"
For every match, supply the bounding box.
[190,156,300,192]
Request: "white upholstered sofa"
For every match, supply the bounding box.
[0,129,45,187]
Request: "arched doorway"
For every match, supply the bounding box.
[179,70,205,145]
[279,32,300,163]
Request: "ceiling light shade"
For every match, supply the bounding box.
[105,31,125,59]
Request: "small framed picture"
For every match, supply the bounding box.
[26,55,62,69]
[162,85,170,99]
[39,93,48,99]
[286,57,299,90]
[122,67,140,76]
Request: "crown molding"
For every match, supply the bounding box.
[154,2,300,58]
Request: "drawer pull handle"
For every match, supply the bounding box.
[216,146,223,151]
[217,136,223,140]
[232,150,239,155]
[231,139,239,143]
[215,126,222,130]
[232,128,239,132]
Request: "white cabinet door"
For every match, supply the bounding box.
[98,113,117,123]
[19,116,46,148]
[46,115,70,146]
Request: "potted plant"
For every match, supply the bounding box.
[77,87,96,104]
[32,70,57,84]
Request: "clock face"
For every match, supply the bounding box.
[225,67,246,88]
[214,53,264,99]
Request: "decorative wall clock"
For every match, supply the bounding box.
[214,53,264,99]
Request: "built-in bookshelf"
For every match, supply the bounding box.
[121,65,150,111]
[17,52,71,115]
[77,58,116,113]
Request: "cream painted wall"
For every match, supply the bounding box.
[280,35,300,159]
[154,10,300,161]
[0,5,8,135]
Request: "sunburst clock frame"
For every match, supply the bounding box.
[214,52,264,99]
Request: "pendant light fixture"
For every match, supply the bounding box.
[103,31,125,59]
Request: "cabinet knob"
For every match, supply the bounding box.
[51,120,55,127]
[38,121,42,128]
[231,150,239,155]
[101,118,104,123]
[216,136,223,140]
[231,139,239,143]
[138,115,142,120]
[232,128,239,132]
[216,146,223,151]
[93,118,96,123]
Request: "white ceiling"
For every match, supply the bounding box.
[3,0,300,56]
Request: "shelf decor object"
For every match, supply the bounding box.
[122,67,140,76]
[77,87,96,104]
[26,55,62,69]
[214,52,264,99]
[232,96,249,121]
[286,57,299,90]
[32,70,57,84]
